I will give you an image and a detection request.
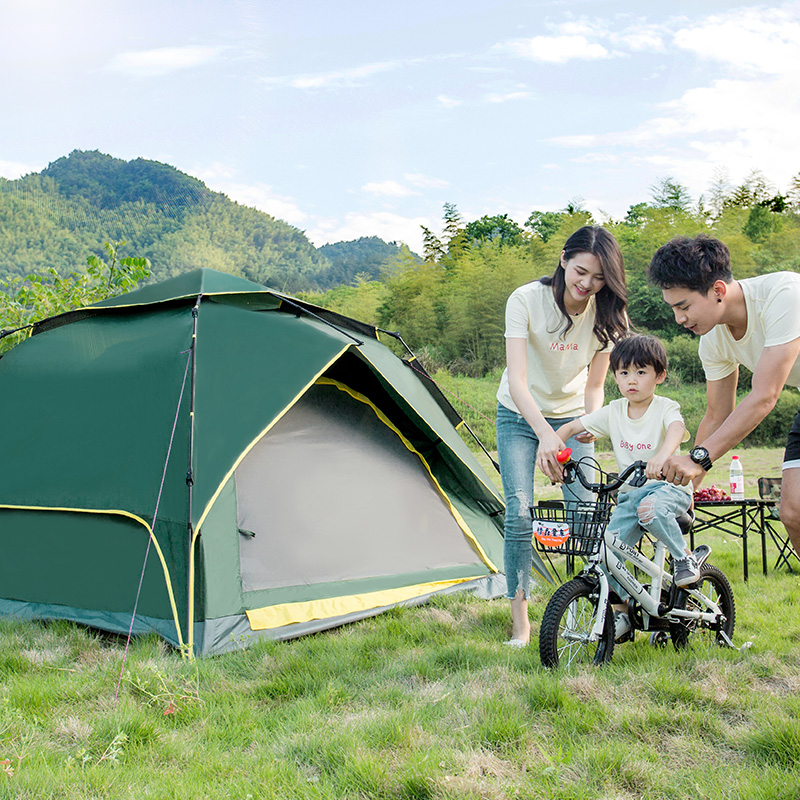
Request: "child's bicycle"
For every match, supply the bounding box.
[535,453,736,668]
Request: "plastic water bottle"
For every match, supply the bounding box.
[730,455,744,500]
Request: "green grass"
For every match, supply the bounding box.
[0,513,799,797]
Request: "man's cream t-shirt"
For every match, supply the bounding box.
[496,280,608,419]
[579,395,691,494]
[699,272,800,389]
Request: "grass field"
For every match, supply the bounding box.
[0,447,798,798]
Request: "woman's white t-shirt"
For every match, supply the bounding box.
[496,280,608,419]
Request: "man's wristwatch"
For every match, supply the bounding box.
[689,446,713,471]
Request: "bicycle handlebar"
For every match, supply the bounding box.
[557,450,648,495]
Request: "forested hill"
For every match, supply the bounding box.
[0,150,411,292]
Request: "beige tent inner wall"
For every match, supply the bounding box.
[235,382,484,592]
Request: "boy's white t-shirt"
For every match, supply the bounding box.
[699,272,800,389]
[579,395,691,494]
[496,280,609,419]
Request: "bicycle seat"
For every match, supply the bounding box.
[676,509,694,536]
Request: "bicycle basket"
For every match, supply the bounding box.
[531,500,613,557]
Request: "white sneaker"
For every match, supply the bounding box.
[614,611,631,643]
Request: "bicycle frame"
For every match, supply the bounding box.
[584,529,724,642]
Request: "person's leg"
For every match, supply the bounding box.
[634,483,692,561]
[497,403,539,644]
[605,489,644,601]
[779,469,800,556]
[780,408,800,556]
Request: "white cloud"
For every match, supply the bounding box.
[404,173,449,190]
[263,60,400,90]
[547,6,800,197]
[674,6,800,75]
[362,180,419,198]
[504,35,610,64]
[437,94,461,108]
[0,158,41,179]
[307,211,431,253]
[486,90,532,103]
[106,45,223,77]
[616,26,666,52]
[208,180,308,226]
[191,161,237,181]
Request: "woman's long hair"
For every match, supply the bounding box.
[540,225,628,349]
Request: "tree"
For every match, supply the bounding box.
[650,178,692,213]
[743,203,780,243]
[463,214,525,246]
[727,169,775,209]
[525,210,565,242]
[420,225,445,263]
[707,167,733,217]
[788,172,800,212]
[0,241,150,354]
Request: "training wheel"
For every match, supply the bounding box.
[649,631,669,648]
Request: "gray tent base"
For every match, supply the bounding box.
[0,574,509,656]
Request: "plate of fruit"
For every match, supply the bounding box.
[693,485,730,502]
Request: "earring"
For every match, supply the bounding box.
[717,298,722,303]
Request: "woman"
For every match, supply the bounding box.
[496,225,628,646]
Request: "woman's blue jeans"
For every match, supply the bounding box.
[496,402,595,600]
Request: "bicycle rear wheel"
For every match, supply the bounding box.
[670,564,735,650]
[539,578,614,668]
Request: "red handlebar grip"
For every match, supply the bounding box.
[556,448,572,464]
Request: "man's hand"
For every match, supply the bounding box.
[661,454,706,486]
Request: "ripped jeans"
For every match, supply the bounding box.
[608,482,691,560]
[496,402,594,600]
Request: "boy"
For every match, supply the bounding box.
[555,335,702,636]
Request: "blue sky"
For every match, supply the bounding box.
[2,0,799,253]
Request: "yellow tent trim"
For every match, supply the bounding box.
[246,577,483,630]
[187,343,352,654]
[0,504,186,650]
[317,378,499,573]
[357,350,503,504]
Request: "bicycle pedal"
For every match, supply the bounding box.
[692,544,712,566]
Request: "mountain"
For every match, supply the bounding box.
[0,150,414,293]
[316,236,417,288]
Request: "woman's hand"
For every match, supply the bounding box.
[536,428,568,483]
[574,430,596,444]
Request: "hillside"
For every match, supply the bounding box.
[0,150,411,293]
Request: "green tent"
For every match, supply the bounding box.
[0,269,552,656]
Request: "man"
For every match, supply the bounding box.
[649,234,800,556]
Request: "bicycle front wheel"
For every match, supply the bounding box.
[539,578,614,668]
[669,563,735,651]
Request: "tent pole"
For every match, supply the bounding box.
[185,294,202,658]
[376,328,501,473]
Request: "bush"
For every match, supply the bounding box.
[743,389,799,447]
[664,335,704,386]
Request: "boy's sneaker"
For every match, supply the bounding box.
[614,611,632,643]
[673,554,701,587]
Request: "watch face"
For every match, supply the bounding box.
[691,447,709,459]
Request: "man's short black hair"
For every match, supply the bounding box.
[610,334,668,376]
[649,234,733,294]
